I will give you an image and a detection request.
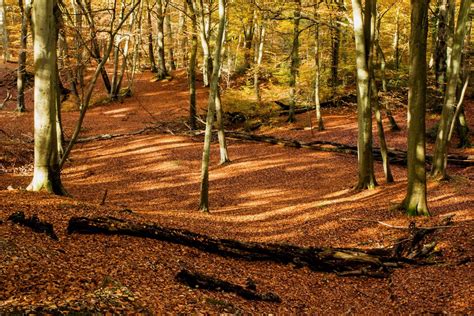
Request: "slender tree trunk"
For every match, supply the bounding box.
[330,12,341,96]
[147,0,158,72]
[186,0,197,130]
[178,1,188,68]
[128,0,143,92]
[254,20,265,105]
[0,0,9,62]
[27,0,66,195]
[215,89,229,164]
[402,0,430,216]
[17,0,31,112]
[165,12,176,71]
[393,6,400,70]
[314,0,324,130]
[431,0,471,180]
[156,0,168,79]
[199,0,226,212]
[196,0,211,86]
[434,0,450,89]
[367,1,393,183]
[288,0,300,123]
[352,0,376,190]
[242,9,255,71]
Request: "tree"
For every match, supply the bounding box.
[186,0,198,130]
[313,0,324,130]
[287,0,300,123]
[156,0,169,79]
[0,0,9,62]
[401,0,430,216]
[431,0,471,180]
[17,0,32,112]
[27,0,66,195]
[352,0,376,190]
[199,0,226,212]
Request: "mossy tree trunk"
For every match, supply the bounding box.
[402,0,430,216]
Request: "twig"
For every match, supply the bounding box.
[100,189,108,205]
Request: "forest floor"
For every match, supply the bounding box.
[0,64,473,314]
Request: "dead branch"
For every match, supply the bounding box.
[8,211,58,240]
[67,216,451,277]
[176,268,281,302]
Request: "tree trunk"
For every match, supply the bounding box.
[330,12,341,96]
[287,0,300,123]
[403,0,430,216]
[199,0,226,212]
[147,0,158,72]
[196,0,212,87]
[393,6,400,70]
[0,0,9,62]
[254,20,265,105]
[156,0,168,79]
[313,0,324,130]
[27,0,66,195]
[352,0,376,190]
[215,89,229,164]
[165,12,176,71]
[17,0,31,112]
[186,0,198,130]
[434,0,451,89]
[178,1,188,68]
[431,0,471,180]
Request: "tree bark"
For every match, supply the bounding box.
[165,12,176,71]
[147,0,158,72]
[431,0,471,180]
[352,0,376,190]
[199,0,226,212]
[156,0,168,79]
[313,0,324,130]
[17,0,31,112]
[186,0,198,130]
[0,0,9,62]
[27,0,66,195]
[403,0,430,216]
[287,0,300,123]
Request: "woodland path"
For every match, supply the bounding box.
[0,67,473,313]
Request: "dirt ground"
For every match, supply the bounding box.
[0,64,473,314]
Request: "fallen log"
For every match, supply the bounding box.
[8,211,58,240]
[224,131,474,167]
[67,216,448,277]
[276,94,358,116]
[176,268,281,302]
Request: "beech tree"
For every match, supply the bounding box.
[27,0,66,195]
[199,0,226,212]
[352,0,376,190]
[431,0,471,180]
[401,0,430,216]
